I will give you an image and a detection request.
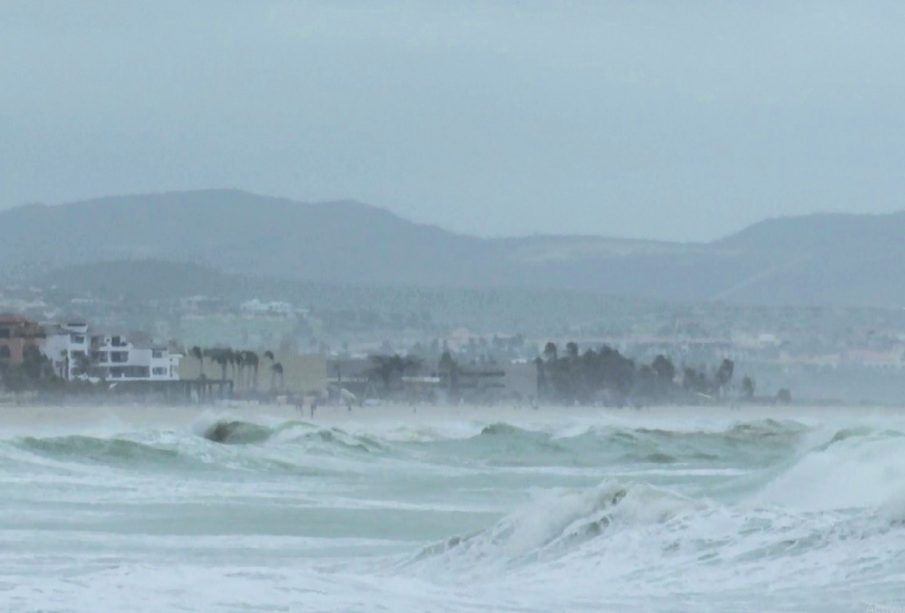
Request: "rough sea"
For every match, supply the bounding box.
[2,405,904,612]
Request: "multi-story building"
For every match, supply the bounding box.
[43,322,90,379]
[37,321,182,383]
[88,332,181,381]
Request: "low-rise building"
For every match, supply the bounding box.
[36,321,182,382]
[0,313,45,365]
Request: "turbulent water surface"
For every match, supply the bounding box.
[2,405,905,611]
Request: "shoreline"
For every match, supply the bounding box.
[3,401,905,438]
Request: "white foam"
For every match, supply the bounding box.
[3,403,905,611]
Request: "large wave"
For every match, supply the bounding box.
[397,418,808,470]
[402,480,699,573]
[4,411,905,611]
[400,422,905,600]
[0,416,817,476]
[756,424,905,511]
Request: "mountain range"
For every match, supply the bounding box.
[2,189,903,307]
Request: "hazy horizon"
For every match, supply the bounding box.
[4,2,905,241]
[5,6,905,612]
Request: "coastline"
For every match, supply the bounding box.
[3,400,905,438]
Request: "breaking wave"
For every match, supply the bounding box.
[403,480,698,572]
[400,418,810,468]
[5,408,905,611]
[1,417,829,476]
[13,434,203,469]
[401,421,905,588]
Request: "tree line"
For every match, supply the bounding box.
[188,346,284,391]
[355,343,763,406]
[535,341,754,405]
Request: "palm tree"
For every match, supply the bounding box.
[270,362,284,391]
[263,351,275,391]
[244,351,260,390]
[439,351,460,395]
[741,376,755,400]
[222,349,233,381]
[190,346,204,378]
[543,342,558,362]
[233,351,245,389]
[565,342,579,360]
[211,349,230,381]
[715,358,735,397]
[367,354,421,394]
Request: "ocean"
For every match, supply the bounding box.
[1,404,904,612]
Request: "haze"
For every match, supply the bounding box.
[2,1,904,241]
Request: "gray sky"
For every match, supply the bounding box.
[2,1,904,241]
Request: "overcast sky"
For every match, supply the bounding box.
[2,1,904,241]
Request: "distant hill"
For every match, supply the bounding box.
[3,189,905,306]
[0,190,491,288]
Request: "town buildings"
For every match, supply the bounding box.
[0,314,181,383]
[43,322,89,379]
[0,314,45,365]
[85,332,181,382]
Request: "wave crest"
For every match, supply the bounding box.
[405,480,696,573]
[15,435,193,468]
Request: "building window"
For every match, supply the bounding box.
[0,346,10,359]
[152,367,167,376]
[0,328,9,339]
[111,336,127,347]
[92,351,108,362]
[152,350,164,359]
[127,366,150,378]
[111,351,129,363]
[70,334,85,344]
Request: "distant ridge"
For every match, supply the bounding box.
[3,189,905,307]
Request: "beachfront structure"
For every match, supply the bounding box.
[0,313,45,365]
[38,322,182,382]
[87,332,182,382]
[1,312,187,389]
[42,322,90,380]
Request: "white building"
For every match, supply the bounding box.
[41,323,182,382]
[42,322,90,380]
[88,332,181,381]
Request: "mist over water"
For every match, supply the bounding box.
[2,404,904,611]
[5,3,904,611]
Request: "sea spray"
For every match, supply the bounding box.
[3,406,905,612]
